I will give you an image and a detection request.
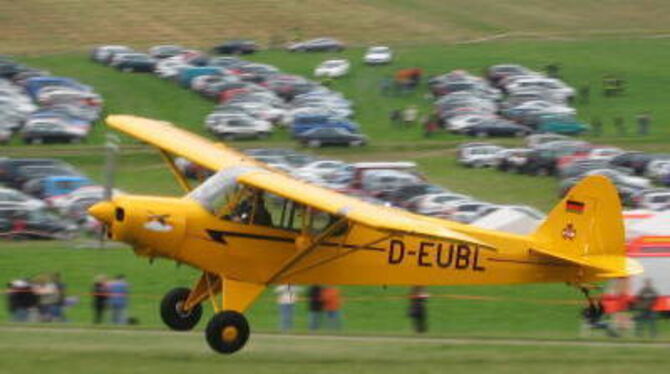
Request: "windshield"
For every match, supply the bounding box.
[188,167,260,214]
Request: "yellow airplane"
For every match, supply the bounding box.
[89,115,642,354]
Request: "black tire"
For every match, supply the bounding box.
[475,131,488,138]
[205,311,250,354]
[160,287,202,331]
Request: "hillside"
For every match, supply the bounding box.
[3,0,670,54]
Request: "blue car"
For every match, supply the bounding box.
[24,77,91,100]
[178,67,225,88]
[290,114,359,137]
[23,175,91,199]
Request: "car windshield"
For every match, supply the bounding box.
[322,61,343,68]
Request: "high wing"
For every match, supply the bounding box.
[106,115,490,247]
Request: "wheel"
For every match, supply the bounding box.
[121,67,133,73]
[205,311,250,354]
[31,137,43,145]
[349,140,363,147]
[222,134,236,141]
[475,131,488,138]
[70,137,81,144]
[514,130,526,137]
[307,140,321,148]
[160,287,202,331]
[257,132,270,140]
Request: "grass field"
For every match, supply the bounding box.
[1,326,669,374]
[4,0,670,54]
[2,35,670,369]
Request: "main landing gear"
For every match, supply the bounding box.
[160,287,203,331]
[159,278,259,355]
[205,311,250,354]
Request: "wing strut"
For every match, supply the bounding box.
[266,217,350,284]
[158,149,193,193]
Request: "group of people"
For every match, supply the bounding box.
[582,278,662,339]
[92,274,130,325]
[275,285,342,332]
[6,273,69,322]
[5,273,129,325]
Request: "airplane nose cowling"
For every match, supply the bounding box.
[89,201,115,224]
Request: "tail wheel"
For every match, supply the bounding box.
[160,287,202,331]
[205,311,250,354]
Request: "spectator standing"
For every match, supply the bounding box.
[307,285,323,330]
[591,117,603,137]
[613,116,626,136]
[322,286,342,330]
[579,85,590,104]
[636,112,651,136]
[7,279,31,322]
[275,285,300,332]
[107,274,129,325]
[408,286,429,333]
[92,275,109,324]
[51,273,67,322]
[403,105,418,127]
[389,109,402,127]
[379,77,392,96]
[634,279,659,338]
[33,274,59,322]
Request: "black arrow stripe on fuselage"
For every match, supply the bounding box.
[205,229,386,252]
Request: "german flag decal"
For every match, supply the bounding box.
[566,200,585,214]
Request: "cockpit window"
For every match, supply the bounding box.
[189,168,346,235]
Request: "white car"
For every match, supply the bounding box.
[407,193,471,215]
[447,114,495,133]
[155,58,190,79]
[645,159,670,179]
[0,187,46,210]
[458,145,505,168]
[294,160,349,179]
[507,77,576,102]
[635,191,670,211]
[360,170,421,194]
[208,116,273,140]
[314,59,350,78]
[46,185,122,212]
[364,46,393,65]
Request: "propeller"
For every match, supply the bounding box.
[97,133,120,247]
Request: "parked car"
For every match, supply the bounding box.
[462,119,532,138]
[487,64,534,86]
[378,183,445,207]
[632,189,670,211]
[458,144,505,168]
[493,148,531,172]
[364,46,393,65]
[536,114,590,135]
[0,207,77,239]
[148,45,185,59]
[291,114,358,137]
[521,141,590,176]
[525,133,572,148]
[212,40,259,55]
[296,127,367,148]
[0,158,75,187]
[0,187,46,210]
[111,53,157,73]
[206,115,273,140]
[314,59,350,78]
[559,169,651,197]
[406,193,471,215]
[295,160,349,180]
[90,45,134,64]
[287,38,345,52]
[610,152,670,176]
[20,119,88,144]
[22,175,92,199]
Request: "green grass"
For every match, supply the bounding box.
[1,327,669,374]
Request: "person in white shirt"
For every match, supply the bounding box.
[275,285,300,332]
